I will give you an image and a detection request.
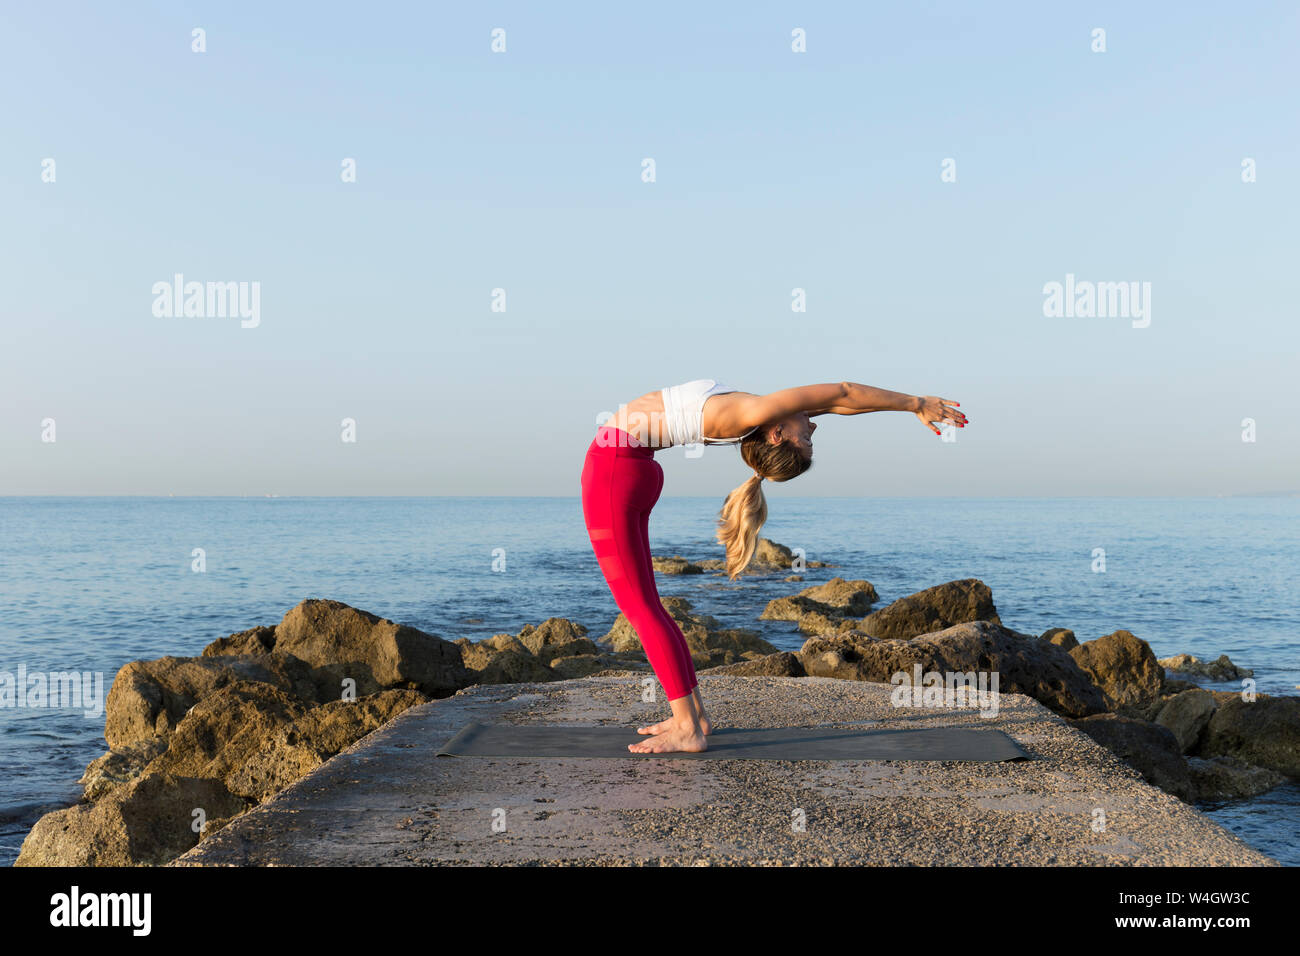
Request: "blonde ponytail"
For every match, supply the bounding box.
[715,473,768,580]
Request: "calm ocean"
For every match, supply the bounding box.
[1,496,1297,866]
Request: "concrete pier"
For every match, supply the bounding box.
[173,675,1276,866]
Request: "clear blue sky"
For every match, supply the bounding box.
[2,1,1297,496]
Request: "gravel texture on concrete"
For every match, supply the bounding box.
[172,675,1277,866]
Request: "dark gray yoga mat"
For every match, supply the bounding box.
[436,722,1028,762]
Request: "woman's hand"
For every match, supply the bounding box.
[914,396,966,436]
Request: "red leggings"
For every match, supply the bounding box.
[581,425,698,701]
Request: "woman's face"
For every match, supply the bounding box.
[770,412,816,461]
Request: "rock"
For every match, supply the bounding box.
[454,635,556,684]
[78,738,169,802]
[275,599,470,698]
[1068,630,1165,717]
[701,652,807,677]
[1188,756,1286,802]
[1201,696,1300,777]
[1158,653,1254,682]
[143,681,311,785]
[104,654,318,750]
[761,578,880,636]
[1163,678,1199,694]
[516,619,600,663]
[751,538,832,570]
[1154,688,1217,753]
[203,625,277,656]
[651,556,705,574]
[1040,628,1078,650]
[858,579,1000,640]
[784,575,803,582]
[696,538,832,574]
[798,620,1106,719]
[759,597,848,637]
[599,596,777,666]
[549,654,639,680]
[14,773,250,867]
[795,578,879,614]
[1069,714,1194,802]
[227,690,426,802]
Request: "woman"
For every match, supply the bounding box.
[580,379,966,754]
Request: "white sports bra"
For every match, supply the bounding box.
[660,379,760,447]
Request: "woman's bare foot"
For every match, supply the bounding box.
[638,689,713,735]
[628,721,708,754]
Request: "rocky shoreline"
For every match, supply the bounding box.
[16,538,1295,866]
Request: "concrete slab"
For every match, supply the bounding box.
[172,675,1278,866]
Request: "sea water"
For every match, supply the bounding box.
[1,496,1296,865]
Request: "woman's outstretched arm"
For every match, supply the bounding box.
[733,382,967,436]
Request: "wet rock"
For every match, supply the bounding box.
[761,578,879,636]
[275,599,470,698]
[1158,653,1254,682]
[1154,688,1217,753]
[652,556,705,574]
[798,620,1105,719]
[1068,630,1165,717]
[858,578,1000,640]
[696,538,833,574]
[1069,714,1194,802]
[1200,696,1300,777]
[1188,756,1285,802]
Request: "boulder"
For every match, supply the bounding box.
[143,681,311,785]
[1188,756,1285,802]
[1200,696,1300,777]
[759,596,848,637]
[516,618,600,663]
[599,596,777,666]
[104,653,318,750]
[1154,688,1217,753]
[1040,628,1078,650]
[454,635,556,684]
[203,625,277,656]
[858,579,1000,640]
[651,556,705,575]
[274,599,470,698]
[1068,630,1165,716]
[794,577,879,615]
[14,773,250,867]
[228,689,426,802]
[1158,653,1253,682]
[761,578,879,636]
[1069,714,1194,802]
[702,652,807,677]
[78,737,169,802]
[549,654,640,680]
[798,620,1106,718]
[696,538,832,574]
